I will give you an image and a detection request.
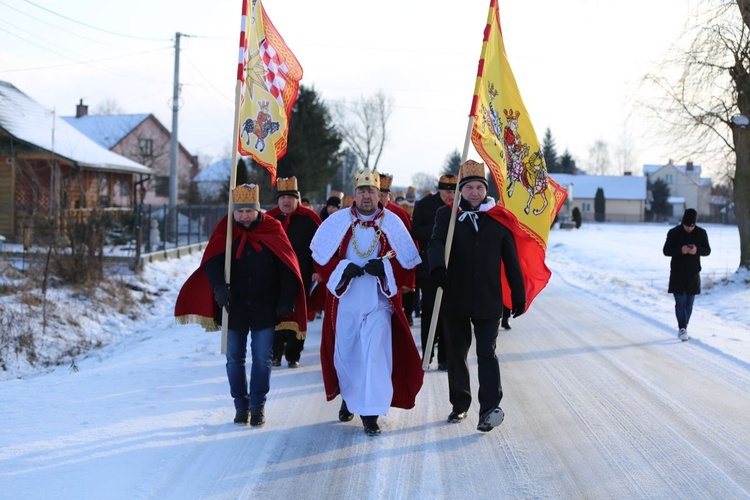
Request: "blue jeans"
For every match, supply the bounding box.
[673,293,695,330]
[226,326,275,411]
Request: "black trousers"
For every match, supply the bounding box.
[272,329,304,362]
[442,314,502,415]
[418,277,446,365]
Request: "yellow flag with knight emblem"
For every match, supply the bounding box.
[469,0,567,307]
[237,0,302,185]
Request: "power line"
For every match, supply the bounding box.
[0,0,132,50]
[21,0,170,42]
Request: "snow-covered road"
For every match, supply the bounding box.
[3,266,749,499]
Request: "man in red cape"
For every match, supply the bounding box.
[310,168,423,436]
[175,184,306,427]
[265,176,324,367]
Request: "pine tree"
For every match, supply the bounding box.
[441,149,461,176]
[276,85,343,202]
[594,187,606,222]
[542,128,559,172]
[648,177,671,222]
[559,150,577,174]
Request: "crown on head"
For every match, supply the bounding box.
[379,173,394,191]
[438,174,457,185]
[232,183,260,207]
[354,167,380,190]
[276,176,299,193]
[459,160,485,179]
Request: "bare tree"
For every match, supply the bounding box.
[93,98,126,115]
[411,172,436,194]
[642,1,750,270]
[614,128,637,174]
[333,91,393,171]
[587,139,612,175]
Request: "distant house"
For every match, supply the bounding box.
[62,101,198,206]
[193,158,256,203]
[551,173,647,223]
[643,160,712,222]
[0,80,151,242]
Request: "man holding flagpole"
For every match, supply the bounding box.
[175,184,306,427]
[428,160,526,432]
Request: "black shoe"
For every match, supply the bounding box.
[361,415,381,436]
[272,359,281,367]
[477,407,504,432]
[288,360,300,368]
[501,321,511,330]
[250,408,265,427]
[339,400,354,422]
[447,410,467,423]
[233,409,249,426]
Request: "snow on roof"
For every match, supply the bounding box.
[0,81,151,175]
[549,174,647,200]
[194,158,232,182]
[643,162,703,176]
[61,114,150,149]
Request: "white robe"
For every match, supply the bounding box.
[333,210,394,416]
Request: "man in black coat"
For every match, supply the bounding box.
[411,174,456,369]
[266,177,323,367]
[662,208,711,341]
[428,160,525,433]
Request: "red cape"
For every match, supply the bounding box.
[314,210,424,409]
[175,213,307,334]
[265,204,326,319]
[486,205,551,309]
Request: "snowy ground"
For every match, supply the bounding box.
[0,222,748,499]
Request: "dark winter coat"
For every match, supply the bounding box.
[267,208,320,295]
[411,192,446,278]
[427,199,525,319]
[662,224,711,294]
[203,214,298,332]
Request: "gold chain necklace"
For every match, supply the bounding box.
[350,217,382,258]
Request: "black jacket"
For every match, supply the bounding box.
[663,224,711,294]
[411,192,445,278]
[428,200,525,319]
[203,214,298,331]
[272,211,318,295]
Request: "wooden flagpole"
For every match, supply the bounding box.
[422,116,473,370]
[221,79,244,354]
[422,0,495,369]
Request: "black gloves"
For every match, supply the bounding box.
[342,262,365,279]
[511,302,526,318]
[213,284,231,313]
[276,304,294,318]
[363,259,385,277]
[431,267,447,289]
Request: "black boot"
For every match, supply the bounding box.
[339,400,354,422]
[361,415,381,436]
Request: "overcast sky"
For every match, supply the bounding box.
[1,0,697,187]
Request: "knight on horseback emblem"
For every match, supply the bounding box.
[478,82,549,216]
[240,100,280,153]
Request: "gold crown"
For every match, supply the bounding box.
[393,190,405,200]
[329,190,344,200]
[354,167,380,190]
[232,183,260,207]
[438,174,457,185]
[276,176,299,193]
[341,194,354,207]
[459,160,487,187]
[379,173,394,191]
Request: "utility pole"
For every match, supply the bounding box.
[169,32,182,212]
